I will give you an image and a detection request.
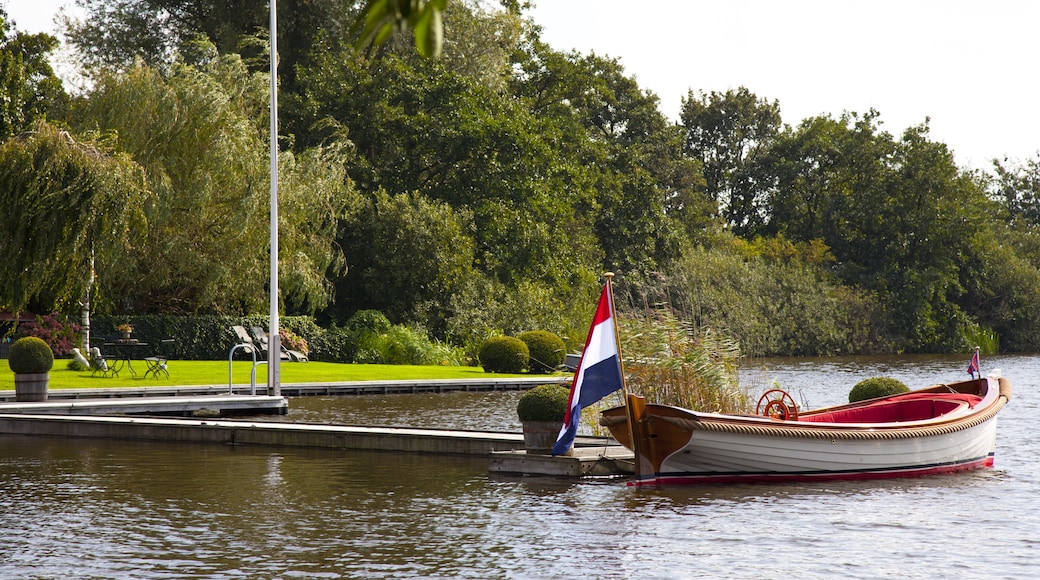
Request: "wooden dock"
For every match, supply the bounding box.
[489,446,634,477]
[0,377,633,478]
[0,410,625,459]
[0,395,287,417]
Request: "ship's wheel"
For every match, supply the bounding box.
[756,389,799,421]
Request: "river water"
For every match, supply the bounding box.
[0,354,1035,578]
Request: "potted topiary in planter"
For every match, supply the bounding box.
[8,336,54,402]
[516,383,571,455]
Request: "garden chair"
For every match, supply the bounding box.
[143,338,174,379]
[232,326,257,354]
[250,325,308,362]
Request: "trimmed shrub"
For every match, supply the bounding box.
[478,335,529,373]
[849,376,910,403]
[517,383,571,422]
[518,330,566,374]
[8,336,54,374]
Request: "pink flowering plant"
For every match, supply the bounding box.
[279,328,309,355]
[17,312,82,357]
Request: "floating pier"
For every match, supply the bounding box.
[0,411,624,459]
[489,446,634,477]
[0,377,633,479]
[0,395,287,417]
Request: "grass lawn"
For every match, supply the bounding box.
[0,360,544,391]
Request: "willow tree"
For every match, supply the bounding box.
[73,53,352,315]
[0,122,149,313]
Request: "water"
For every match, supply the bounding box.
[0,354,1035,578]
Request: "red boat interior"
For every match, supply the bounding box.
[799,392,983,424]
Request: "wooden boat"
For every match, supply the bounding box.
[600,374,1012,486]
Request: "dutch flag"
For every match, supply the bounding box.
[552,284,625,456]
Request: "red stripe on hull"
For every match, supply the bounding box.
[628,455,995,487]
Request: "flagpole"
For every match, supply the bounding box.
[268,0,281,396]
[604,273,624,389]
[604,273,646,480]
[973,345,980,380]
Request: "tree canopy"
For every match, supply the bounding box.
[3,0,1040,356]
[0,9,67,140]
[70,53,352,315]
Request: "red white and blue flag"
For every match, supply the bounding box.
[552,284,625,456]
[967,349,980,377]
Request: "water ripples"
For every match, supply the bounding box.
[0,354,1037,578]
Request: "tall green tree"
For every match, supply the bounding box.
[992,155,1040,227]
[571,53,694,273]
[0,9,68,139]
[293,40,602,303]
[66,0,249,69]
[334,189,475,331]
[510,42,705,274]
[65,0,360,90]
[760,111,895,275]
[959,228,1040,352]
[760,112,997,351]
[680,87,781,234]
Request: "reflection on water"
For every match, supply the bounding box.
[0,354,1036,578]
[282,390,527,431]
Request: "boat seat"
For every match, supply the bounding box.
[799,396,978,424]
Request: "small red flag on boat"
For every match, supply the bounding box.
[967,349,980,377]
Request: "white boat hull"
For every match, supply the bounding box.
[602,376,1011,486]
[653,417,997,485]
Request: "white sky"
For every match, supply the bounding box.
[527,0,1040,170]
[9,0,1040,170]
[3,0,78,34]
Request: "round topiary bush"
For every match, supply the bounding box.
[8,336,54,374]
[849,376,909,403]
[516,383,571,422]
[478,335,529,373]
[518,330,566,374]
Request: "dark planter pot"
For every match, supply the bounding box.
[14,372,49,402]
[521,420,564,455]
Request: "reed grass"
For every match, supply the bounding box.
[579,309,751,436]
[618,312,749,413]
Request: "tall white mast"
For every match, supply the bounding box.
[268,0,281,395]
